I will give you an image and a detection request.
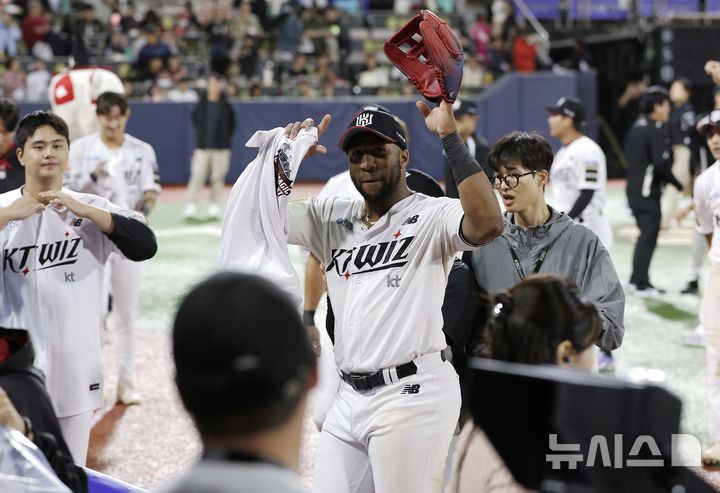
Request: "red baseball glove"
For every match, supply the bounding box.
[383,10,464,103]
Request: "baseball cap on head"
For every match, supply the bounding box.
[696,110,720,136]
[406,169,445,197]
[338,109,407,152]
[545,97,586,126]
[452,99,478,118]
[173,272,314,421]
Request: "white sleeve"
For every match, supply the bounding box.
[217,127,318,306]
[65,140,95,193]
[695,177,713,235]
[140,144,162,195]
[578,146,605,191]
[288,198,327,259]
[436,198,479,253]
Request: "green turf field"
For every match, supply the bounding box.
[139,186,710,443]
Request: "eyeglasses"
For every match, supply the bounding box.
[493,171,537,190]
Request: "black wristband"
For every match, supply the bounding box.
[441,131,483,187]
[90,172,98,183]
[303,310,315,326]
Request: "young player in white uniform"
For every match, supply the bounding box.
[221,102,503,492]
[0,111,157,465]
[66,92,161,405]
[49,67,125,141]
[692,111,720,467]
[546,97,612,249]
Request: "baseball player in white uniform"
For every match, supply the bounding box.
[546,97,613,249]
[222,101,503,492]
[0,111,157,465]
[693,111,720,466]
[66,92,161,406]
[49,67,125,142]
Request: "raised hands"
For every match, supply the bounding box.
[284,114,332,160]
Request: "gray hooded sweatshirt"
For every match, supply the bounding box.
[468,207,625,351]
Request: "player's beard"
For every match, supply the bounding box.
[352,160,403,206]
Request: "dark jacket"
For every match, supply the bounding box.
[0,144,23,194]
[0,329,87,493]
[624,116,682,201]
[669,102,695,147]
[192,92,236,150]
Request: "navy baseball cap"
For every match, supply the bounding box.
[545,97,586,126]
[696,110,720,136]
[452,99,478,117]
[406,169,445,197]
[338,108,407,152]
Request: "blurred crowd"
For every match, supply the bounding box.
[0,0,554,101]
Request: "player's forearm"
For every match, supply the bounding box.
[0,209,10,230]
[567,189,594,219]
[105,213,158,261]
[708,234,714,248]
[83,205,114,233]
[442,132,503,244]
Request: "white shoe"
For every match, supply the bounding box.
[634,285,666,299]
[208,204,220,219]
[117,380,142,405]
[184,203,198,219]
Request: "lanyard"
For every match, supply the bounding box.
[507,234,560,279]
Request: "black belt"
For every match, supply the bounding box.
[340,352,446,392]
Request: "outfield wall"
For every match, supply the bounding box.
[19,71,597,185]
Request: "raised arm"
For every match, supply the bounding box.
[416,101,503,245]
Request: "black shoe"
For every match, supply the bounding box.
[680,280,699,295]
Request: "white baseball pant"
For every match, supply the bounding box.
[104,252,142,383]
[705,264,720,444]
[313,353,460,493]
[58,410,94,466]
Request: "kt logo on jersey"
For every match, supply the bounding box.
[4,236,81,274]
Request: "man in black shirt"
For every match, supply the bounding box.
[624,86,683,297]
[0,99,21,194]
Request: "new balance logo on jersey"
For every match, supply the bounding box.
[274,143,293,197]
[401,215,419,225]
[356,113,373,126]
[335,217,353,230]
[3,238,81,274]
[327,236,415,278]
[401,384,420,394]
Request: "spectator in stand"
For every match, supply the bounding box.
[236,34,260,79]
[276,2,303,62]
[206,7,234,75]
[165,54,189,82]
[512,30,537,72]
[304,7,329,56]
[491,0,513,37]
[230,0,262,41]
[72,2,105,66]
[134,27,172,81]
[168,77,199,102]
[119,0,141,34]
[325,5,350,79]
[25,58,50,102]
[0,99,21,193]
[106,29,132,62]
[357,52,389,92]
[139,9,162,32]
[487,36,511,80]
[463,54,485,89]
[0,7,21,58]
[20,1,51,52]
[2,58,25,100]
[470,12,492,64]
[175,1,200,37]
[289,52,309,78]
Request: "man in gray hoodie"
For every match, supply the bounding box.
[467,131,625,353]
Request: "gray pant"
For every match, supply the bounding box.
[186,148,231,203]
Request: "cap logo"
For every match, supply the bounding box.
[557,97,566,106]
[356,113,374,127]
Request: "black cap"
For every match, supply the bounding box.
[338,109,407,152]
[173,272,314,419]
[406,169,445,197]
[696,110,720,136]
[545,97,586,126]
[452,99,478,117]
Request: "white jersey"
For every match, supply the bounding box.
[318,171,362,201]
[49,68,125,140]
[0,188,145,417]
[218,127,318,306]
[695,162,720,267]
[549,135,612,248]
[289,194,475,373]
[66,132,161,210]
